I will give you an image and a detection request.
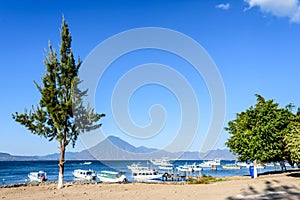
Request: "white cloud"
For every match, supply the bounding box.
[216,3,230,10]
[291,6,300,22]
[244,0,300,23]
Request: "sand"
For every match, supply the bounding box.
[1,171,300,200]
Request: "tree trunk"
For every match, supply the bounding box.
[280,161,286,172]
[253,160,258,178]
[57,144,65,189]
[289,160,295,168]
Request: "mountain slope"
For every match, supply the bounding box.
[0,152,39,161]
[0,136,236,161]
[77,136,170,160]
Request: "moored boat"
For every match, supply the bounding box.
[264,163,274,167]
[131,169,162,182]
[28,171,47,182]
[199,159,221,168]
[236,161,249,168]
[150,157,174,171]
[127,162,149,171]
[256,164,266,169]
[97,171,128,183]
[128,163,162,182]
[150,157,172,166]
[72,169,96,181]
[222,164,242,170]
[176,162,203,172]
[158,165,174,171]
[82,161,92,165]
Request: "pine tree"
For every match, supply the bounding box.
[12,17,105,189]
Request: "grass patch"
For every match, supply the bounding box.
[187,174,229,184]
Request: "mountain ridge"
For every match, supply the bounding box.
[0,136,236,161]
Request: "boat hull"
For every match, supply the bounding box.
[222,165,242,170]
[28,171,47,182]
[73,169,96,181]
[97,171,127,183]
[133,174,162,182]
[97,175,126,183]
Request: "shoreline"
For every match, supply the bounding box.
[1,171,300,200]
[1,168,299,188]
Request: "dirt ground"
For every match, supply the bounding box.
[1,171,300,200]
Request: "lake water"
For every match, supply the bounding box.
[0,160,284,186]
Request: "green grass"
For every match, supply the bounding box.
[187,174,229,184]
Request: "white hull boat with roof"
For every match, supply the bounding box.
[150,157,172,166]
[199,159,221,168]
[97,171,128,183]
[256,164,266,169]
[236,161,249,168]
[265,163,276,167]
[222,164,242,169]
[132,169,162,182]
[176,163,203,172]
[28,171,47,182]
[72,169,96,181]
[128,163,162,182]
[158,165,174,171]
[127,162,149,171]
[150,157,174,171]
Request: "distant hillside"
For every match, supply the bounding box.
[203,149,236,160]
[0,152,83,161]
[0,152,39,161]
[0,136,236,161]
[37,152,82,160]
[77,136,170,160]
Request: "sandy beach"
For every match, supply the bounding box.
[1,171,300,200]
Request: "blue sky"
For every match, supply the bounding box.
[1,0,300,156]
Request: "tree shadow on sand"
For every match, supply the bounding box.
[226,171,300,200]
[287,172,300,178]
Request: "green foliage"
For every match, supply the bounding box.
[12,17,105,150]
[188,174,228,184]
[225,94,295,163]
[284,117,300,164]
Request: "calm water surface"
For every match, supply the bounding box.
[0,160,283,186]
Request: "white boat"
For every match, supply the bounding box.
[158,165,174,171]
[285,162,296,167]
[199,159,221,168]
[128,163,162,182]
[127,162,149,171]
[245,163,265,169]
[176,163,203,172]
[222,164,242,170]
[81,161,92,165]
[236,161,249,168]
[256,164,266,169]
[150,157,172,166]
[131,169,162,182]
[265,163,275,167]
[150,157,174,171]
[97,171,128,183]
[72,169,96,181]
[248,163,266,169]
[28,171,47,182]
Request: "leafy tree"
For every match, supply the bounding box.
[225,94,294,169]
[283,117,300,166]
[12,17,105,189]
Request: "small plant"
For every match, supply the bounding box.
[188,174,228,184]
